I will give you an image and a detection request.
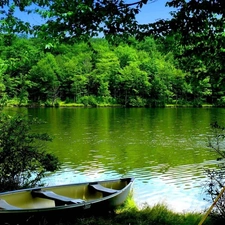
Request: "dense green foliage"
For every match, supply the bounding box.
[0,113,60,191]
[0,0,148,43]
[1,1,225,107]
[0,35,222,107]
[146,0,225,107]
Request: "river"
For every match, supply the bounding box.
[4,107,225,212]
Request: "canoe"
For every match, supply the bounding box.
[0,177,134,222]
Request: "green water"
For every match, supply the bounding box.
[4,107,225,212]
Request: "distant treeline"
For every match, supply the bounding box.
[0,35,222,107]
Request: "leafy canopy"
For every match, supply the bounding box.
[0,0,149,42]
[2,0,225,46]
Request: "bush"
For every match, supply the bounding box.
[0,114,60,192]
[215,97,225,107]
[129,96,147,107]
[78,95,98,106]
[44,100,53,107]
[204,122,225,219]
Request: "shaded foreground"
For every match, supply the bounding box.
[64,204,223,225]
[6,195,225,225]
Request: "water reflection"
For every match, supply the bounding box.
[4,107,225,212]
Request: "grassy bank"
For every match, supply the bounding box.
[40,197,223,225]
[67,205,207,225]
[4,99,214,108]
[60,202,224,225]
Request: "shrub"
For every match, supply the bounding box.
[204,122,225,219]
[129,96,147,107]
[78,95,98,106]
[215,97,225,107]
[0,114,60,191]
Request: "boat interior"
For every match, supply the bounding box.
[0,178,131,210]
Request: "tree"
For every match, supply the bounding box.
[28,53,61,105]
[119,62,150,106]
[0,114,60,191]
[0,0,150,43]
[0,36,43,104]
[0,58,7,105]
[112,44,152,106]
[146,0,225,106]
[90,42,120,99]
[61,54,90,102]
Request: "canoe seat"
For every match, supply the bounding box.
[89,183,118,196]
[31,190,85,206]
[0,199,21,210]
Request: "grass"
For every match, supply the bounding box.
[54,195,224,225]
[67,201,207,225]
[52,196,221,225]
[66,204,223,225]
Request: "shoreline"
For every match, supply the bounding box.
[2,101,214,108]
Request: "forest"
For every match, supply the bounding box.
[0,0,225,108]
[0,34,221,108]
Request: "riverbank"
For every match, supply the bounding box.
[67,205,219,225]
[14,196,220,225]
[37,199,222,225]
[3,99,214,108]
[2,195,222,225]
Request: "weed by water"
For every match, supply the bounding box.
[58,196,215,225]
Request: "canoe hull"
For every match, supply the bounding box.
[0,177,134,222]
